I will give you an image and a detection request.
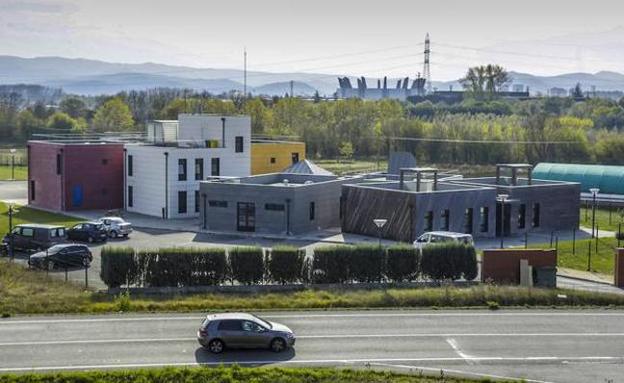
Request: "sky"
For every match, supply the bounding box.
[2,0,624,80]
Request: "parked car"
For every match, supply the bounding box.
[97,217,133,238]
[67,222,108,243]
[2,224,67,252]
[413,231,474,249]
[28,244,93,270]
[197,313,296,354]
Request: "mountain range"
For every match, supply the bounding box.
[2,55,624,97]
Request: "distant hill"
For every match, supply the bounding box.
[253,81,317,96]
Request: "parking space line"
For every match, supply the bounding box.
[446,338,475,365]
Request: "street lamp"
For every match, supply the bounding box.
[590,188,600,239]
[373,219,387,247]
[7,204,19,261]
[9,148,16,181]
[497,194,509,249]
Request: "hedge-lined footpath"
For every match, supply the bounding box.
[0,366,513,383]
[3,259,624,315]
[100,243,478,289]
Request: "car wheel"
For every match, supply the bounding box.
[270,338,286,353]
[110,231,118,239]
[46,260,54,271]
[122,234,129,238]
[208,339,225,354]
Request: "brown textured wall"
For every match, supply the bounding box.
[482,249,557,284]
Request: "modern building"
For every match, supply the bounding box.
[341,164,580,242]
[199,172,362,235]
[250,140,306,175]
[124,114,251,219]
[27,141,124,211]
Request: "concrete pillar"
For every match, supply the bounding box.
[615,249,624,288]
[520,259,533,287]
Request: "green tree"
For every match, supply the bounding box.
[47,112,80,131]
[59,97,87,119]
[17,110,44,140]
[92,98,134,132]
[339,141,354,161]
[460,65,510,99]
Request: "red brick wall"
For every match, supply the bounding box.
[616,249,624,288]
[27,142,63,211]
[482,249,557,284]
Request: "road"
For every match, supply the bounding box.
[1,310,624,382]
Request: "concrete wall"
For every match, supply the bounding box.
[481,249,557,284]
[178,115,250,148]
[251,141,305,175]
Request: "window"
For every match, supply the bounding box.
[270,157,276,164]
[211,158,220,176]
[265,203,285,211]
[178,159,187,181]
[195,158,204,180]
[127,155,133,176]
[178,191,187,214]
[217,320,242,331]
[21,228,34,237]
[235,136,244,153]
[309,202,315,221]
[291,152,299,164]
[464,208,473,234]
[195,190,200,213]
[424,211,433,232]
[518,204,526,229]
[102,158,108,165]
[440,209,450,231]
[479,207,489,233]
[532,203,540,228]
[128,186,133,207]
[209,200,228,208]
[56,154,62,175]
[30,180,35,201]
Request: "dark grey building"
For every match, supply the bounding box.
[199,173,362,235]
[341,164,580,242]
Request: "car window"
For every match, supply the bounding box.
[217,320,242,331]
[102,219,110,225]
[57,228,65,237]
[242,321,264,332]
[416,234,428,243]
[20,228,34,237]
[73,224,83,230]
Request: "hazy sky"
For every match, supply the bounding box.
[2,0,624,80]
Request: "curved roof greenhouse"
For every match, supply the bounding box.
[533,163,624,195]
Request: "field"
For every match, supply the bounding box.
[0,202,83,236]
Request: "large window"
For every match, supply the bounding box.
[424,211,433,232]
[194,190,200,213]
[209,200,228,208]
[532,203,540,228]
[211,158,220,176]
[309,202,315,221]
[178,159,187,181]
[235,136,244,153]
[265,203,285,211]
[178,191,187,214]
[464,208,473,234]
[195,158,204,180]
[127,155,133,176]
[518,204,526,229]
[128,186,133,207]
[479,207,489,233]
[440,209,450,231]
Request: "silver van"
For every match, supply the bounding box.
[413,231,474,249]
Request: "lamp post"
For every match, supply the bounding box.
[497,194,509,249]
[373,219,387,247]
[7,204,19,261]
[9,148,16,180]
[589,188,600,239]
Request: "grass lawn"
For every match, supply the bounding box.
[0,166,27,181]
[0,202,83,236]
[0,366,511,383]
[530,236,620,275]
[579,206,624,233]
[316,159,386,175]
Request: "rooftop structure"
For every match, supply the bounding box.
[283,159,334,176]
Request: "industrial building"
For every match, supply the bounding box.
[341,164,580,242]
[199,171,361,235]
[336,75,427,101]
[27,141,124,211]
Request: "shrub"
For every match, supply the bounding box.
[386,245,419,282]
[312,246,351,283]
[193,248,227,286]
[229,247,264,285]
[268,246,305,284]
[349,244,384,282]
[463,246,478,281]
[421,243,476,281]
[100,246,137,289]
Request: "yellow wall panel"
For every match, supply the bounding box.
[251,142,306,175]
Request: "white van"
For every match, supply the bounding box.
[413,231,474,249]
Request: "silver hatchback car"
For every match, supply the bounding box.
[197,313,296,354]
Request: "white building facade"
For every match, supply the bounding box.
[124,115,251,219]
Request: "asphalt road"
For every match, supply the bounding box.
[1,310,624,383]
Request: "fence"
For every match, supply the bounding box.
[0,149,27,167]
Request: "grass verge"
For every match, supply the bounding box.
[0,366,511,383]
[579,206,624,233]
[0,166,27,181]
[0,202,83,235]
[530,236,620,275]
[2,259,624,315]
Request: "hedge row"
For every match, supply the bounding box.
[100,243,478,289]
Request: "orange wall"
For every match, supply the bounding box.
[251,142,305,175]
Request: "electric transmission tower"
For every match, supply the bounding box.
[423,33,432,94]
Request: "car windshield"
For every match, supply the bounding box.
[46,245,65,254]
[252,314,272,329]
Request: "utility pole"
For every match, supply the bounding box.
[423,33,432,94]
[243,47,247,100]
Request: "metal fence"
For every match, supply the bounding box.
[0,148,27,166]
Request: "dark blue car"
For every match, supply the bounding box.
[67,222,108,243]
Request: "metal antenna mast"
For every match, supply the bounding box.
[423,33,432,94]
[243,48,247,98]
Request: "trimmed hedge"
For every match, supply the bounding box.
[386,245,419,282]
[100,247,136,289]
[421,243,477,281]
[229,247,264,285]
[311,246,351,283]
[349,245,384,283]
[268,246,305,284]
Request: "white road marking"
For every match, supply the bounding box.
[369,362,552,383]
[446,338,475,365]
[0,356,622,373]
[2,332,624,347]
[3,311,624,325]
